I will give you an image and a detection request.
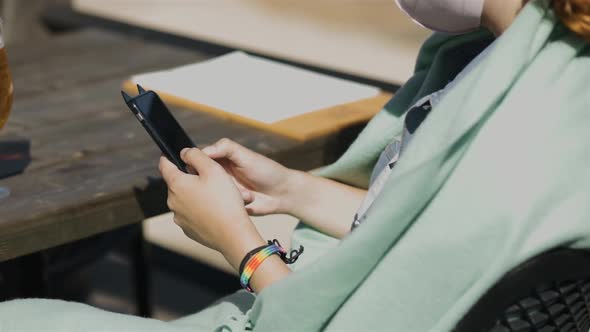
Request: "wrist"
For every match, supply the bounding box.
[234,239,297,294]
[276,169,309,216]
[221,221,267,272]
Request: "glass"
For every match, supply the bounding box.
[0,18,12,129]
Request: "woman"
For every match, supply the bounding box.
[1,0,588,331]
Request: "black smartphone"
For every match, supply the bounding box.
[122,85,195,172]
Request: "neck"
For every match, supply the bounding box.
[482,0,527,36]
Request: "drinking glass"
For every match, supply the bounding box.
[0,18,12,129]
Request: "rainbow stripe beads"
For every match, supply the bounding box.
[240,243,285,292]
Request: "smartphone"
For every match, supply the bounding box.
[122,85,195,172]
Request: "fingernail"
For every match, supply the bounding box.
[202,146,215,155]
[181,148,189,156]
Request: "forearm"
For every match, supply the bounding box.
[281,170,366,239]
[223,170,365,293]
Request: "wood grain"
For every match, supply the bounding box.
[0,29,368,261]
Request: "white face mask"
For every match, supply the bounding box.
[395,0,486,34]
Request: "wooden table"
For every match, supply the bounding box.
[0,28,373,263]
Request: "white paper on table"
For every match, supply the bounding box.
[131,51,380,124]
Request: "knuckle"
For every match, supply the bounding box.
[166,197,174,210]
[218,138,234,150]
[219,137,232,145]
[184,148,196,159]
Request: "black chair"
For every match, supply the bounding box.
[454,249,590,332]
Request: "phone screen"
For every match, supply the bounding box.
[131,91,195,169]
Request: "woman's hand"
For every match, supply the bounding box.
[202,138,295,216]
[159,148,266,270]
[159,148,292,292]
[201,138,368,239]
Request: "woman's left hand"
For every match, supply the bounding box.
[159,148,266,270]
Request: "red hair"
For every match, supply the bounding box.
[553,0,590,42]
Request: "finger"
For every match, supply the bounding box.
[159,156,183,186]
[240,187,254,204]
[202,138,241,162]
[244,193,275,216]
[221,170,251,201]
[186,164,198,175]
[166,190,176,211]
[216,157,233,173]
[228,175,253,203]
[245,204,264,217]
[180,148,217,175]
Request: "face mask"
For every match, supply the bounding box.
[395,0,486,34]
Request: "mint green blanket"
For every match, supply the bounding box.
[0,1,588,331]
[251,1,589,331]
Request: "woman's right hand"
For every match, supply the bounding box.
[202,138,296,216]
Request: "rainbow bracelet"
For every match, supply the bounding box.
[239,243,286,292]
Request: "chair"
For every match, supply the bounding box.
[454,249,590,332]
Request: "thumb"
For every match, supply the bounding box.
[202,138,246,166]
[159,156,184,186]
[180,148,216,175]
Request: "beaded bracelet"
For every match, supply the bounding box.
[239,239,304,292]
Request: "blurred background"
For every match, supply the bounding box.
[0,0,69,42]
[0,0,429,321]
[1,0,429,85]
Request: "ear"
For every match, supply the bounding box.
[121,91,132,103]
[136,84,146,94]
